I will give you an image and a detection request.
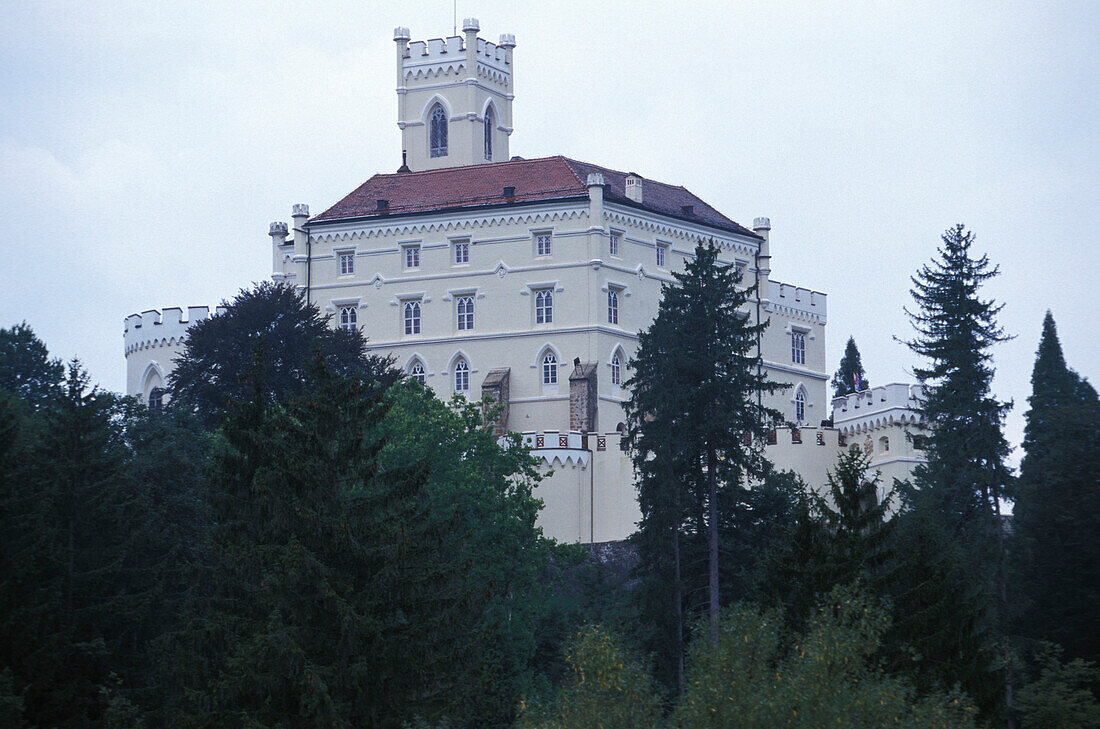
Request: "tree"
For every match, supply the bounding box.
[901,223,1013,552]
[167,362,548,728]
[0,322,64,409]
[624,242,783,673]
[167,281,397,426]
[1012,312,1100,665]
[831,336,868,397]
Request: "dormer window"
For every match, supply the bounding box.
[429,104,448,158]
[484,108,493,161]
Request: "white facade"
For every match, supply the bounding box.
[125,19,923,543]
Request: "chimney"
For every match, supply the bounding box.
[624,173,643,203]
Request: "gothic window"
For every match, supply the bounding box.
[429,104,448,158]
[456,295,474,331]
[484,108,493,160]
[403,300,421,335]
[404,244,420,269]
[454,358,470,393]
[611,353,621,386]
[795,387,806,424]
[339,306,357,331]
[410,361,426,384]
[609,231,621,257]
[542,351,557,386]
[535,289,553,324]
[607,289,619,325]
[791,330,806,365]
[453,239,469,264]
[339,252,354,275]
[148,387,164,411]
[536,232,553,257]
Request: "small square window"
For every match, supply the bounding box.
[404,245,420,270]
[453,239,470,265]
[535,232,553,257]
[609,232,621,257]
[339,252,355,275]
[656,244,668,268]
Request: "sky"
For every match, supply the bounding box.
[1,1,1097,460]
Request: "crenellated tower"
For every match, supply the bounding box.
[394,19,515,172]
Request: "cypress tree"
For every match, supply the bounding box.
[1013,312,1100,665]
[832,336,869,397]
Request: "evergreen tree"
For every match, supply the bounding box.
[0,322,64,409]
[167,281,397,426]
[902,223,1013,552]
[832,336,869,397]
[625,241,783,677]
[1013,312,1100,665]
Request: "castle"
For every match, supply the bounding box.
[124,19,923,543]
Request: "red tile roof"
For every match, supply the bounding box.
[311,156,758,238]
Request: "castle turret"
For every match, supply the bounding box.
[395,19,514,171]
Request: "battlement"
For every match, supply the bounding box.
[831,383,926,435]
[123,305,224,356]
[768,279,827,322]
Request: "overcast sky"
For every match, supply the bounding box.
[1,1,1096,458]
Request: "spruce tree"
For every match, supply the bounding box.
[832,336,869,397]
[625,241,783,672]
[1013,312,1100,665]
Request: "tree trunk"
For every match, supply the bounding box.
[707,443,719,646]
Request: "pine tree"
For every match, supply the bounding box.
[832,336,869,397]
[1013,312,1100,665]
[625,241,783,676]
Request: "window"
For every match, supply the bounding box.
[795,387,806,424]
[542,351,557,385]
[484,108,493,160]
[339,252,354,275]
[536,232,553,257]
[656,243,667,268]
[429,104,448,158]
[410,361,426,384]
[339,306,357,331]
[148,387,164,411]
[611,354,621,386]
[453,239,469,265]
[454,358,470,394]
[403,300,421,334]
[791,330,806,365]
[404,244,420,270]
[607,289,619,325]
[609,231,621,257]
[535,289,553,324]
[456,296,474,331]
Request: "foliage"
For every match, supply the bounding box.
[167,281,398,426]
[516,626,661,729]
[1015,643,1100,729]
[1012,311,1100,665]
[0,322,64,409]
[674,586,981,729]
[625,241,785,682]
[831,335,868,397]
[166,364,548,729]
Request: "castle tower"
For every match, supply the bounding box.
[394,19,515,172]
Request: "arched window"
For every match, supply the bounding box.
[542,351,557,386]
[339,306,357,331]
[611,353,622,386]
[535,289,553,324]
[409,361,426,384]
[148,387,164,411]
[454,358,470,394]
[484,108,493,160]
[429,104,448,158]
[795,387,806,424]
[403,300,421,335]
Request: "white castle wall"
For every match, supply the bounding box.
[123,306,222,404]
